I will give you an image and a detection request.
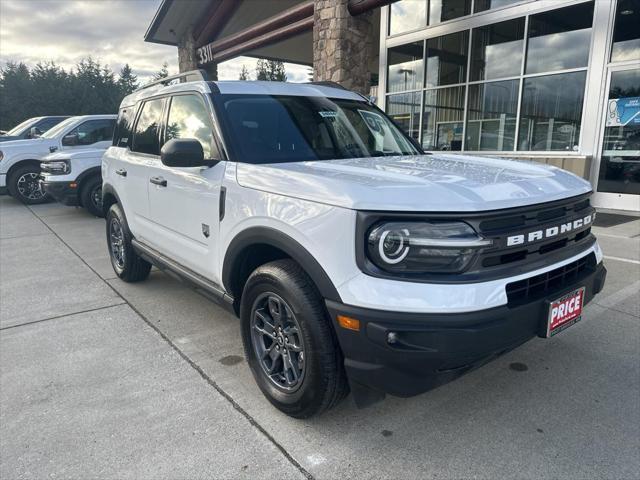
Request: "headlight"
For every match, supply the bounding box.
[366,221,492,274]
[40,159,71,175]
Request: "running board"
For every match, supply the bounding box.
[131,239,235,313]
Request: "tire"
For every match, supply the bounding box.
[7,163,50,205]
[240,259,349,418]
[106,203,151,282]
[80,175,104,217]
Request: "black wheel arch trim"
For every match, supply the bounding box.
[222,226,342,303]
[101,182,124,216]
[76,166,102,187]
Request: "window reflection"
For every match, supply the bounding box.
[526,2,594,74]
[425,31,468,87]
[598,69,640,195]
[389,0,427,36]
[474,0,525,13]
[611,0,640,62]
[387,92,422,141]
[422,86,465,151]
[388,42,424,93]
[166,95,217,159]
[429,0,470,25]
[466,80,519,151]
[518,71,586,151]
[471,18,524,81]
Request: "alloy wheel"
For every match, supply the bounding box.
[250,293,306,392]
[16,172,45,201]
[91,185,103,211]
[109,217,125,269]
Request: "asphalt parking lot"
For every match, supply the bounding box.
[1,195,639,480]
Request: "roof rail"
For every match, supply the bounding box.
[306,81,347,90]
[136,69,209,92]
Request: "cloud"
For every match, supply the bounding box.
[0,0,312,83]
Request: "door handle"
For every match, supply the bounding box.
[150,176,167,187]
[115,168,127,177]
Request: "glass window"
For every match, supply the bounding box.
[132,98,165,155]
[597,68,640,195]
[525,2,594,74]
[466,80,518,151]
[387,92,422,141]
[422,86,465,151]
[215,95,419,164]
[429,0,470,25]
[36,117,66,133]
[474,0,524,13]
[611,0,640,62]
[518,71,586,151]
[471,19,525,81]
[389,0,427,36]
[425,31,469,87]
[67,119,116,146]
[388,42,424,93]
[113,107,135,148]
[166,95,219,160]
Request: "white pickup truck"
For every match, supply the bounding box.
[102,72,607,418]
[0,115,115,204]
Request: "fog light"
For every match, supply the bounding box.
[387,332,398,344]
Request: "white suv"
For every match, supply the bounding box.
[102,72,607,418]
[0,115,116,204]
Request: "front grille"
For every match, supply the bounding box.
[506,253,596,305]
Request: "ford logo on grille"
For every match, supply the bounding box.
[507,212,595,247]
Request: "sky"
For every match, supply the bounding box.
[0,0,312,83]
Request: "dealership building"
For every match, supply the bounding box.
[146,0,640,212]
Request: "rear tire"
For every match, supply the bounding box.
[106,203,151,282]
[240,259,349,418]
[80,175,104,217]
[7,163,49,205]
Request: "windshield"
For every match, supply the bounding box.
[6,118,38,136]
[41,117,77,139]
[213,94,421,164]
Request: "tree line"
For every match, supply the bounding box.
[0,58,168,131]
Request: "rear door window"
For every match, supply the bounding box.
[132,98,165,155]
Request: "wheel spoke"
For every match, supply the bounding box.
[253,323,276,340]
[267,296,283,326]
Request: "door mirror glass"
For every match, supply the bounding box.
[29,127,42,139]
[62,133,79,146]
[161,138,217,167]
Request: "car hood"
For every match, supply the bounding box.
[0,137,57,154]
[235,154,592,212]
[43,148,106,161]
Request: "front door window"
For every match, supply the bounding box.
[597,68,640,196]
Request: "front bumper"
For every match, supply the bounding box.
[326,260,606,406]
[40,179,79,206]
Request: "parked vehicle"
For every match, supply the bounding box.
[40,149,106,217]
[102,72,606,418]
[0,115,116,204]
[0,116,70,143]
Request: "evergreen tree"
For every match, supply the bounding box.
[238,65,250,81]
[153,62,170,80]
[117,64,139,95]
[255,59,287,81]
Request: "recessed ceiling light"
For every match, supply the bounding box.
[620,9,634,15]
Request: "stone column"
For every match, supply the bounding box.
[177,29,198,73]
[313,0,374,94]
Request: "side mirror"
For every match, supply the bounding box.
[160,138,217,167]
[30,127,42,139]
[62,133,79,146]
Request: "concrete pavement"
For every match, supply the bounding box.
[1,196,639,479]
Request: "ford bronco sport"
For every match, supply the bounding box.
[102,71,606,418]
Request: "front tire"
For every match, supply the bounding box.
[80,175,104,217]
[240,259,349,418]
[7,163,49,205]
[106,203,151,282]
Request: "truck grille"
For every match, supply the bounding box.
[506,253,596,305]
